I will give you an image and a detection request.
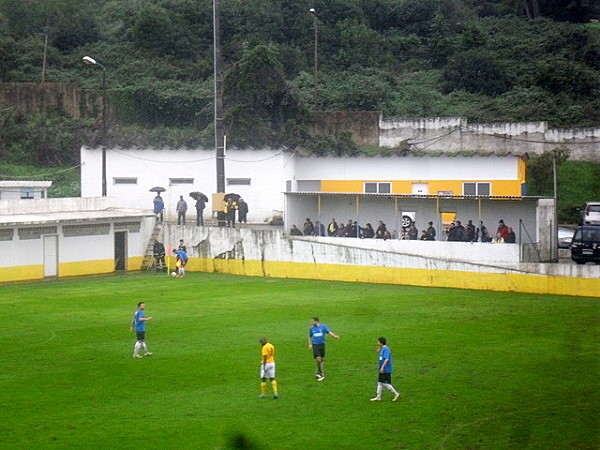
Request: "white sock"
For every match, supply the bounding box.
[142,342,148,352]
[133,341,141,355]
[385,383,400,396]
[376,382,383,399]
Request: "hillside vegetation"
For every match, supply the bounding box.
[0,0,598,220]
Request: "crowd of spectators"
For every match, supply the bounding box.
[289,218,515,243]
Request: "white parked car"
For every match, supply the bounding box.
[580,202,600,225]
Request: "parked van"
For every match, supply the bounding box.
[570,225,600,264]
[580,202,600,225]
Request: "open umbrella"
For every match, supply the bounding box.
[190,192,208,202]
[224,193,241,202]
[149,186,166,193]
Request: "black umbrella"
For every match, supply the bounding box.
[190,192,208,202]
[149,186,166,193]
[224,193,241,202]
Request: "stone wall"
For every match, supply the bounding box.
[0,82,100,120]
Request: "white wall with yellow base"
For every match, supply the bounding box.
[163,225,600,298]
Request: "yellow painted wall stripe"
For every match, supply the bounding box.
[2,257,597,298]
[188,258,600,298]
[320,180,523,196]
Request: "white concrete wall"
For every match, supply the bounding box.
[380,118,600,162]
[81,147,292,223]
[293,155,518,181]
[160,225,599,297]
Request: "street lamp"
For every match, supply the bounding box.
[309,8,318,110]
[82,55,108,197]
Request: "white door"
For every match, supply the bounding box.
[412,183,429,194]
[43,235,58,277]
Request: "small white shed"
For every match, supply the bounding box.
[0,181,52,200]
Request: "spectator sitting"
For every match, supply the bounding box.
[505,227,516,243]
[290,225,303,236]
[362,223,375,238]
[346,221,359,238]
[336,224,346,237]
[420,230,428,240]
[327,219,338,237]
[303,218,314,236]
[375,221,388,239]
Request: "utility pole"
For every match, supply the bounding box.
[309,8,318,111]
[214,0,225,193]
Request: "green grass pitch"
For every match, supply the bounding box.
[0,272,598,449]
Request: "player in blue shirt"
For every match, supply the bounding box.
[308,316,339,381]
[173,248,188,277]
[371,337,400,402]
[129,302,153,358]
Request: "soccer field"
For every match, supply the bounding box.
[0,272,598,449]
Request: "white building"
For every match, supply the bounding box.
[0,180,52,200]
[80,146,526,224]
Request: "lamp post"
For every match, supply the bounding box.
[83,55,108,197]
[309,8,318,110]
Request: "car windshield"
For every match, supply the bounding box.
[587,205,600,213]
[573,229,600,242]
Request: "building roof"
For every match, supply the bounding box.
[0,209,154,227]
[0,180,52,188]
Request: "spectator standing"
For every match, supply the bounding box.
[178,239,187,253]
[153,241,166,271]
[425,222,436,240]
[303,218,314,236]
[237,198,249,224]
[225,199,237,227]
[447,222,456,241]
[454,221,465,241]
[195,197,206,226]
[370,337,400,402]
[327,219,338,237]
[176,195,188,225]
[497,220,509,241]
[477,221,491,242]
[313,220,325,236]
[408,223,418,240]
[464,220,475,242]
[153,193,164,222]
[336,224,346,237]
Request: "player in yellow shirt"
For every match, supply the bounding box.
[259,337,279,399]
